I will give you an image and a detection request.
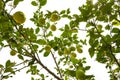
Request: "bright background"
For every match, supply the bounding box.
[0,0,113,80]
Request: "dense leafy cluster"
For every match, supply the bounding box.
[0,0,120,80]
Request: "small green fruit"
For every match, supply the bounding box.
[50,13,60,22]
[70,46,76,51]
[64,48,70,55]
[10,50,17,56]
[50,24,56,31]
[77,47,83,53]
[70,52,76,57]
[44,45,51,52]
[39,18,45,25]
[13,11,26,24]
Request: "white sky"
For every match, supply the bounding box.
[0,0,113,80]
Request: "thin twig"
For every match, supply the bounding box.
[42,27,63,79]
[1,65,29,80]
[50,51,63,79]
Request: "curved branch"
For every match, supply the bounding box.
[33,56,62,80]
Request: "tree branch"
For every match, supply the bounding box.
[4,10,62,80]
[42,27,63,79]
[93,22,120,68]
[50,51,63,79]
[33,56,62,80]
[1,65,29,80]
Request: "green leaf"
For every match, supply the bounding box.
[105,25,110,30]
[31,1,38,6]
[46,31,53,37]
[35,27,40,34]
[64,24,69,31]
[65,76,68,80]
[33,44,38,51]
[65,69,76,77]
[85,66,90,70]
[70,57,79,65]
[0,64,3,68]
[112,20,120,26]
[60,10,66,14]
[67,8,70,14]
[14,0,24,6]
[44,51,50,57]
[76,69,85,80]
[2,75,9,79]
[18,54,24,60]
[97,24,103,32]
[89,47,95,58]
[31,77,34,80]
[36,39,46,45]
[4,67,14,73]
[39,0,47,6]
[28,60,35,66]
[40,74,45,79]
[5,60,15,68]
[114,47,120,53]
[111,28,120,33]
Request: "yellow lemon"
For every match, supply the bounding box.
[70,52,77,57]
[64,48,70,55]
[77,47,83,53]
[10,50,17,56]
[50,24,56,31]
[13,11,26,24]
[50,13,60,22]
[39,18,45,25]
[70,46,76,51]
[44,45,51,52]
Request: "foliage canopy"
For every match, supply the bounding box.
[0,0,120,80]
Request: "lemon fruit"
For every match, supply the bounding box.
[50,13,60,22]
[13,11,26,24]
[77,47,83,53]
[70,46,76,51]
[64,48,70,55]
[10,50,17,56]
[70,52,76,57]
[39,18,45,26]
[44,45,51,52]
[50,24,56,31]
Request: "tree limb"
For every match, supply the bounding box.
[33,56,62,80]
[93,22,120,68]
